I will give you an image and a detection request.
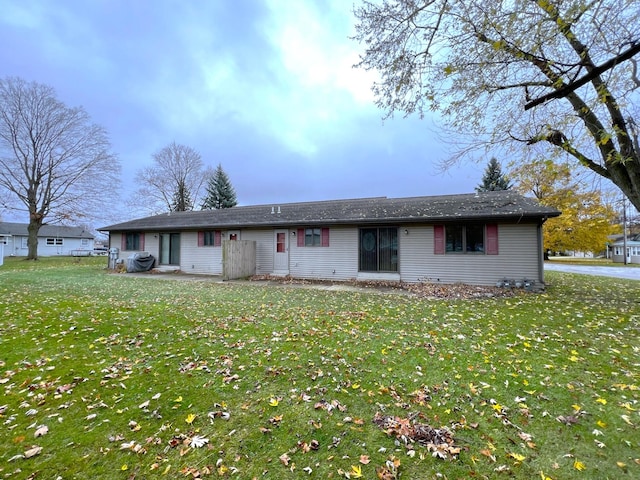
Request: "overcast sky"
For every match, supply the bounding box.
[0,0,484,222]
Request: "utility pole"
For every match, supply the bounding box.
[623,197,628,265]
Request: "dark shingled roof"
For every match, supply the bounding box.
[0,222,94,238]
[100,191,560,232]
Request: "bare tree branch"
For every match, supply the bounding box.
[525,42,640,110]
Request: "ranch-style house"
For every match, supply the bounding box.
[100,191,560,287]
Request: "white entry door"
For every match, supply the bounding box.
[274,230,289,274]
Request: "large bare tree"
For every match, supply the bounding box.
[129,142,211,216]
[0,77,119,260]
[353,0,640,209]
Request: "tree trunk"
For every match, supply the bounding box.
[27,216,42,260]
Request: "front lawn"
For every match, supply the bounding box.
[0,258,638,479]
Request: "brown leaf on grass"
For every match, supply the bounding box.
[34,425,48,438]
[373,412,459,460]
[556,414,579,425]
[279,453,291,466]
[376,457,400,479]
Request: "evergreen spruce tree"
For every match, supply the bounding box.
[476,158,512,192]
[201,164,238,209]
[171,180,194,212]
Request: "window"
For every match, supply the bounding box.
[445,225,484,252]
[435,224,498,255]
[359,227,398,272]
[305,228,321,246]
[297,228,330,247]
[276,232,286,253]
[122,232,144,251]
[199,230,221,247]
[46,238,63,246]
[81,238,89,246]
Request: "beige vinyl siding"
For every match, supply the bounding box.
[290,227,358,281]
[109,232,159,268]
[181,231,222,274]
[240,229,274,275]
[399,223,542,285]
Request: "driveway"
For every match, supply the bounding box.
[544,262,640,281]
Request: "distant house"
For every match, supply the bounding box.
[100,191,560,287]
[610,234,640,264]
[0,222,95,257]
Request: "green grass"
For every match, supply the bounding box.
[0,257,639,479]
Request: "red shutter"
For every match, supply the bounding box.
[121,233,126,250]
[434,225,445,255]
[139,233,145,251]
[486,224,498,255]
[321,228,330,247]
[214,230,221,247]
[297,228,304,247]
[198,231,204,247]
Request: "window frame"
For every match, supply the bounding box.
[305,227,321,247]
[46,238,64,246]
[435,224,498,255]
[296,227,330,247]
[122,232,144,251]
[198,230,222,247]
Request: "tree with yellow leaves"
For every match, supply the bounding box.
[511,160,619,254]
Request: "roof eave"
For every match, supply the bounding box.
[100,212,559,232]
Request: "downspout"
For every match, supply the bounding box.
[538,220,545,285]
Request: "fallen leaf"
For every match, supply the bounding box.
[24,446,42,459]
[350,464,363,478]
[573,459,586,471]
[34,425,48,438]
[508,452,526,462]
[190,435,209,448]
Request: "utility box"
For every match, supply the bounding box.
[108,247,119,269]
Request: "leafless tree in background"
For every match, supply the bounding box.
[0,77,120,259]
[130,142,211,215]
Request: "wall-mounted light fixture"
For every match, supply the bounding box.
[291,231,296,236]
[404,229,409,235]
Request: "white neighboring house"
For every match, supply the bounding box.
[610,234,640,264]
[0,222,95,257]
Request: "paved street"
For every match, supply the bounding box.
[544,262,640,281]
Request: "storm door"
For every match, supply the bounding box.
[273,230,289,273]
